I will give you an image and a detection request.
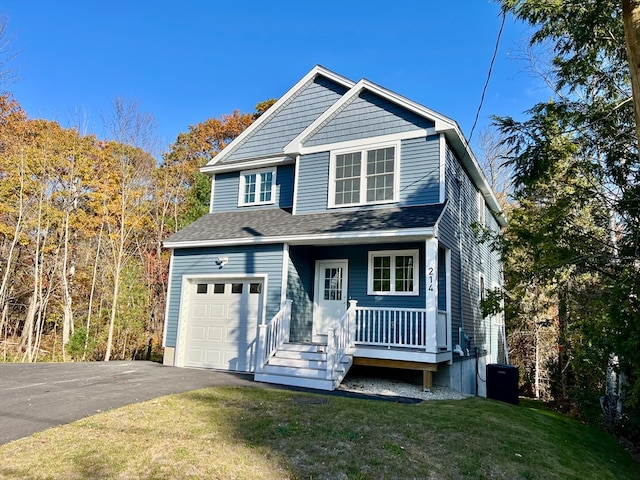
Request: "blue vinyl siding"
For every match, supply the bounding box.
[224,77,348,162]
[287,243,427,340]
[295,152,330,214]
[304,90,434,147]
[287,247,315,342]
[213,164,294,212]
[295,136,440,214]
[399,136,440,206]
[438,141,504,357]
[164,245,284,347]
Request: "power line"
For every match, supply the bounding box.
[469,11,507,144]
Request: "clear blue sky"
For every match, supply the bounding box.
[0,0,548,156]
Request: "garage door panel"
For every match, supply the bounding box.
[205,350,222,365]
[183,279,262,372]
[189,326,206,341]
[191,304,208,318]
[209,304,226,318]
[208,327,224,341]
[187,349,204,364]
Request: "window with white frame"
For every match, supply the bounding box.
[330,143,398,207]
[239,168,276,206]
[368,249,419,295]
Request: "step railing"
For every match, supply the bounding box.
[354,306,436,352]
[326,300,358,380]
[257,299,292,373]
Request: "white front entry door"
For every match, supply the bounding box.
[313,260,348,341]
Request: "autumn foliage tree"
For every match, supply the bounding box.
[0,89,270,363]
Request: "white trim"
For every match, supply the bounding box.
[296,130,428,156]
[328,140,401,208]
[477,190,486,226]
[292,155,300,215]
[161,251,175,347]
[367,249,419,296]
[164,226,436,249]
[175,273,268,369]
[445,247,452,350]
[281,244,289,309]
[424,238,438,353]
[209,175,215,213]
[203,65,355,168]
[238,167,277,207]
[439,133,446,204]
[201,155,292,175]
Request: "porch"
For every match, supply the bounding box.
[254,300,452,391]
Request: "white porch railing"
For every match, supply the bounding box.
[354,306,438,352]
[257,299,292,372]
[326,300,358,380]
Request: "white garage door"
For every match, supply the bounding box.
[184,279,263,372]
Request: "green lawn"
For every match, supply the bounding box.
[0,387,636,479]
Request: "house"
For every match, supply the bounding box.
[161,66,507,395]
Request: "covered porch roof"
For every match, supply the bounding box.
[163,203,446,249]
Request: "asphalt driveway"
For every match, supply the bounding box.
[0,361,257,444]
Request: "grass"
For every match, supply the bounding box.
[0,387,637,479]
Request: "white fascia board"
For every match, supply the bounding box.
[439,124,507,227]
[163,227,435,249]
[201,155,293,174]
[296,129,431,156]
[204,65,355,168]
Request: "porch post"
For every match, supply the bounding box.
[425,237,438,353]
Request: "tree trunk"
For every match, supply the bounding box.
[623,0,640,161]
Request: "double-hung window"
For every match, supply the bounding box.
[330,143,398,207]
[239,168,276,206]
[368,249,419,295]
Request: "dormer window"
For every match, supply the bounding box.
[239,168,276,206]
[329,142,399,207]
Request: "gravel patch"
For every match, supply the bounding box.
[338,368,470,401]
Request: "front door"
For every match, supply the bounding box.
[313,260,348,341]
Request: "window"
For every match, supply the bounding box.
[231,283,243,294]
[368,249,419,295]
[196,284,208,294]
[239,168,276,206]
[213,284,225,294]
[330,143,398,207]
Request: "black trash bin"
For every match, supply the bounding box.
[486,364,519,405]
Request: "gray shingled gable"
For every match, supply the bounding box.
[164,203,446,246]
[219,76,350,164]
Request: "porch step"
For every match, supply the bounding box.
[254,372,337,391]
[255,342,353,391]
[260,364,328,379]
[268,356,326,369]
[277,343,328,354]
[272,349,327,362]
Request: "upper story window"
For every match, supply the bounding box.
[239,168,276,206]
[329,142,399,207]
